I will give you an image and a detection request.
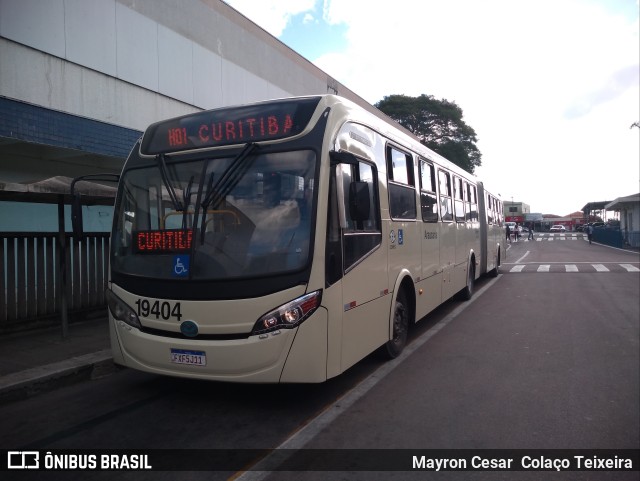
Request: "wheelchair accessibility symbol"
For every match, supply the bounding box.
[173,255,190,277]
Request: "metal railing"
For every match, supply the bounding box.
[624,231,640,248]
[0,232,109,332]
[591,228,640,249]
[591,227,625,249]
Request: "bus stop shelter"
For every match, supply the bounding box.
[0,176,116,336]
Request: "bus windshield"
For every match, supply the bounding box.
[111,148,316,281]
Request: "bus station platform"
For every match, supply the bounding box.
[0,317,114,405]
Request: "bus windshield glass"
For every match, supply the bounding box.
[111,149,316,281]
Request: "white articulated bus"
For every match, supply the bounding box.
[106,95,504,383]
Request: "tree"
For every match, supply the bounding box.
[375,94,482,174]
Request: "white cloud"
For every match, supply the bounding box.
[319,0,640,215]
[564,64,640,119]
[224,0,316,37]
[225,0,639,215]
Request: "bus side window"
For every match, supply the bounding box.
[465,182,477,222]
[387,145,416,220]
[419,159,438,222]
[326,158,382,284]
[454,176,465,223]
[438,169,453,222]
[343,160,382,272]
[487,195,494,225]
[469,184,478,222]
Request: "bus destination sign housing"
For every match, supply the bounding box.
[140,97,322,155]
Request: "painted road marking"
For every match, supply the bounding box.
[502,263,638,273]
[621,264,640,272]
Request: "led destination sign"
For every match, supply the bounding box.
[141,97,322,155]
[134,229,193,254]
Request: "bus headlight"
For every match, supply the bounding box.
[106,290,141,329]
[252,290,322,335]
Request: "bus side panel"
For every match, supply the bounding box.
[453,223,471,289]
[415,275,442,320]
[440,222,457,301]
[323,282,344,380]
[419,222,442,319]
[340,245,390,372]
[387,220,420,287]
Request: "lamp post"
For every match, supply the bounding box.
[511,196,514,222]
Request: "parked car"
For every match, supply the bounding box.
[550,225,566,232]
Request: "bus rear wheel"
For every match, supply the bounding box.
[459,261,475,301]
[489,252,500,277]
[382,290,409,359]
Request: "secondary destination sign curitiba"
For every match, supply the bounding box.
[133,229,193,254]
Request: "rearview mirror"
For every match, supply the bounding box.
[69,173,120,240]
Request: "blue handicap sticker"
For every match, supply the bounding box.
[398,229,404,245]
[172,255,190,277]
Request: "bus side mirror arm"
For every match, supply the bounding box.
[329,150,358,165]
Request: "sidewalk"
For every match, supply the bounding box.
[0,317,115,405]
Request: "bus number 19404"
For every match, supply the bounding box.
[135,298,182,322]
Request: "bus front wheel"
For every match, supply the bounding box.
[382,290,409,359]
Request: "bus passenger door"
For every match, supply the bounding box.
[438,169,457,301]
[325,157,388,374]
[419,159,442,315]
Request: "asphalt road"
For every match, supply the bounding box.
[1,233,638,481]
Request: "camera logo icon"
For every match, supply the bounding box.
[7,451,39,469]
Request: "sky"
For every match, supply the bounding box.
[224,0,639,216]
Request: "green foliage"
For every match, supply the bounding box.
[375,94,482,174]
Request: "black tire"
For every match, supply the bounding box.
[459,261,475,301]
[489,252,500,277]
[382,290,409,359]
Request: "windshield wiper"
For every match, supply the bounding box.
[157,153,183,212]
[181,175,195,229]
[201,143,258,211]
[197,142,258,241]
